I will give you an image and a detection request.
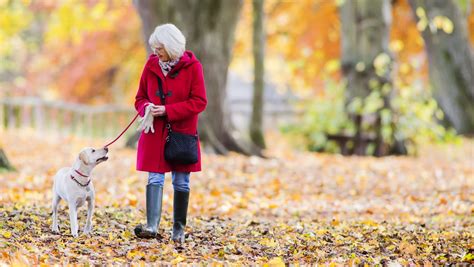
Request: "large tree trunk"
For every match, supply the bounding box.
[249,0,266,149]
[340,0,398,156]
[409,0,474,134]
[132,0,261,155]
[0,148,14,171]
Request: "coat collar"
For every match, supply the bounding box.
[146,50,198,79]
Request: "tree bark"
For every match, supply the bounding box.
[340,0,397,156]
[250,0,266,149]
[0,148,14,171]
[133,0,262,155]
[409,0,474,134]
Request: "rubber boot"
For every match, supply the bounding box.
[172,190,189,242]
[134,184,163,238]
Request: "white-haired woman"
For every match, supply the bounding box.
[133,23,207,242]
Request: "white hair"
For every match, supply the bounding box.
[148,23,186,60]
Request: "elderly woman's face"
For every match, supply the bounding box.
[153,44,170,62]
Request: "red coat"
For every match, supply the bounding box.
[134,51,207,173]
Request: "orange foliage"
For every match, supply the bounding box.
[233,0,474,94]
[233,0,341,95]
[22,2,145,104]
[5,0,473,103]
[390,0,428,87]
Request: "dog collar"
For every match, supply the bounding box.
[70,175,91,187]
[75,169,89,178]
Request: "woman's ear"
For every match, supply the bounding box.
[79,151,88,165]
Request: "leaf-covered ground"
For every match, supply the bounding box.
[0,131,473,265]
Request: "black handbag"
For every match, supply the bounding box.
[157,77,199,164]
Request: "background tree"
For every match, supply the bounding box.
[249,0,266,149]
[134,0,262,155]
[340,0,397,156]
[0,148,14,171]
[408,0,474,134]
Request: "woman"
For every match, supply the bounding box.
[133,23,207,242]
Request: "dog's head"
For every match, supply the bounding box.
[78,147,109,166]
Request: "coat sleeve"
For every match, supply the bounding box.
[134,65,151,117]
[165,62,208,122]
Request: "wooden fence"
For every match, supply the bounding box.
[0,96,301,140]
[0,97,137,139]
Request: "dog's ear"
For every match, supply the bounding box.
[79,151,88,165]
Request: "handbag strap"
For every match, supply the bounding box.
[157,76,198,137]
[157,77,172,132]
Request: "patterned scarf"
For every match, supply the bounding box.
[159,58,180,76]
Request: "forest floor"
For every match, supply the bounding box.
[0,131,473,265]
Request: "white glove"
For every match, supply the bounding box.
[137,103,155,134]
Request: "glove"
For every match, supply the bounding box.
[138,103,154,133]
[137,103,155,134]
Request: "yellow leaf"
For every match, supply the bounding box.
[171,255,185,264]
[399,241,417,255]
[259,238,277,248]
[442,18,454,34]
[251,230,260,237]
[316,229,327,235]
[267,257,285,267]
[126,250,144,260]
[324,59,340,73]
[361,220,378,227]
[431,16,454,34]
[1,230,12,238]
[121,230,133,240]
[373,53,391,71]
[417,18,428,32]
[269,203,278,209]
[40,254,49,262]
[416,7,426,18]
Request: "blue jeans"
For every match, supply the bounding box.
[148,172,190,192]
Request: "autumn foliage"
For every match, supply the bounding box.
[1,0,473,102]
[1,0,474,264]
[0,131,473,264]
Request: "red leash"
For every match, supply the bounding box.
[103,111,141,148]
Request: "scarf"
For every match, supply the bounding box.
[159,58,180,76]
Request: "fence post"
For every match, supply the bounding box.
[21,104,32,129]
[1,97,137,139]
[6,103,16,129]
[71,108,79,136]
[34,99,45,133]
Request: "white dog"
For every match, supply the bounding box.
[51,147,109,237]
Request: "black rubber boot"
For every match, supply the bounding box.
[134,184,163,238]
[172,190,189,242]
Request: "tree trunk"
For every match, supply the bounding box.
[132,0,262,155]
[340,0,397,156]
[249,0,266,149]
[409,0,474,134]
[0,148,14,171]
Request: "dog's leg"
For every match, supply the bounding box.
[51,193,61,233]
[68,202,79,237]
[83,196,94,234]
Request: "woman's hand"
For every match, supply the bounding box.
[151,105,166,117]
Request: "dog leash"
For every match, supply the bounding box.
[103,107,143,148]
